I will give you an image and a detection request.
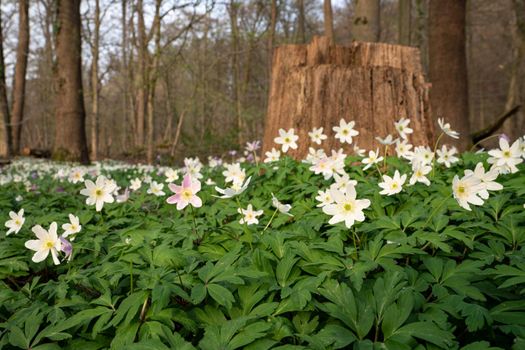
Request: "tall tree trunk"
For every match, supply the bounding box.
[146,0,161,164]
[136,0,148,148]
[11,0,29,154]
[0,0,13,158]
[352,0,380,42]
[91,0,100,160]
[296,0,306,44]
[53,0,89,163]
[268,0,277,73]
[398,0,411,45]
[429,0,470,150]
[229,1,243,147]
[121,0,129,152]
[323,0,334,44]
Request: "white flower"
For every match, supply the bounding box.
[264,148,281,163]
[438,118,460,139]
[322,184,371,229]
[452,174,485,211]
[205,178,216,186]
[215,177,251,198]
[274,128,299,153]
[362,149,383,171]
[411,146,434,165]
[68,168,85,184]
[395,139,413,159]
[62,214,81,238]
[316,189,334,208]
[436,145,459,168]
[238,204,263,225]
[376,134,397,145]
[394,118,413,140]
[80,176,116,212]
[147,181,165,196]
[143,175,152,184]
[378,170,407,196]
[518,136,525,158]
[464,163,503,200]
[271,193,293,216]
[116,188,130,203]
[184,157,203,179]
[331,173,358,193]
[487,138,523,174]
[309,156,335,180]
[25,222,62,265]
[303,147,327,164]
[409,163,432,186]
[164,168,179,183]
[308,127,327,145]
[222,163,246,185]
[130,178,142,191]
[353,145,366,157]
[5,209,25,235]
[333,119,359,144]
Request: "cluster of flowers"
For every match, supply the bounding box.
[3,115,524,265]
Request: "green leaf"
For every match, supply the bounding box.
[208,283,235,309]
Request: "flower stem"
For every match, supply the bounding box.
[469,133,503,152]
[431,132,444,178]
[262,208,278,234]
[189,205,201,240]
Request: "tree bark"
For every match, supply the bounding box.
[11,0,29,154]
[229,1,243,147]
[398,0,411,45]
[262,36,434,159]
[91,0,100,160]
[135,0,148,148]
[268,0,277,73]
[323,0,335,44]
[53,0,89,163]
[0,0,13,157]
[352,0,380,42]
[429,0,470,150]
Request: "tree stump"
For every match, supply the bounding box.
[262,36,435,159]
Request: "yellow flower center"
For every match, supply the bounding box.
[182,189,192,200]
[458,185,465,194]
[95,189,103,197]
[45,241,54,249]
[343,203,353,212]
[503,151,511,158]
[391,183,398,189]
[342,129,349,135]
[284,137,290,143]
[15,219,21,225]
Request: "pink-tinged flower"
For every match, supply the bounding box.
[166,174,202,210]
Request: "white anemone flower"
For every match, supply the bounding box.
[264,148,281,163]
[322,184,371,228]
[409,162,432,186]
[464,162,503,200]
[308,127,328,145]
[378,170,407,196]
[271,193,293,217]
[5,209,25,235]
[130,178,142,191]
[333,119,359,144]
[238,204,263,225]
[315,189,334,208]
[436,145,460,168]
[376,134,397,146]
[214,177,251,198]
[147,181,165,196]
[25,222,62,265]
[362,149,384,171]
[274,128,299,153]
[452,174,486,211]
[437,118,460,139]
[80,175,116,211]
[394,118,413,140]
[62,214,81,238]
[487,138,523,174]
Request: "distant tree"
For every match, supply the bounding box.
[11,0,29,155]
[429,0,470,150]
[398,0,411,45]
[323,0,334,43]
[352,0,380,42]
[0,0,13,157]
[296,0,306,43]
[53,0,89,163]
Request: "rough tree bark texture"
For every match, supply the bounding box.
[11,0,29,154]
[262,36,434,159]
[53,0,89,163]
[398,0,411,45]
[352,0,380,42]
[429,0,470,150]
[323,0,334,44]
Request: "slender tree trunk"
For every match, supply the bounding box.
[296,0,306,44]
[268,0,277,73]
[136,0,147,148]
[429,0,470,150]
[91,0,100,160]
[146,0,162,164]
[121,0,129,152]
[323,0,335,44]
[11,0,29,154]
[398,0,411,45]
[229,1,243,147]
[53,0,89,163]
[0,0,13,157]
[352,0,380,42]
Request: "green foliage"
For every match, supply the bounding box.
[0,155,524,349]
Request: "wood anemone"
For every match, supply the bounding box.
[262,36,435,159]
